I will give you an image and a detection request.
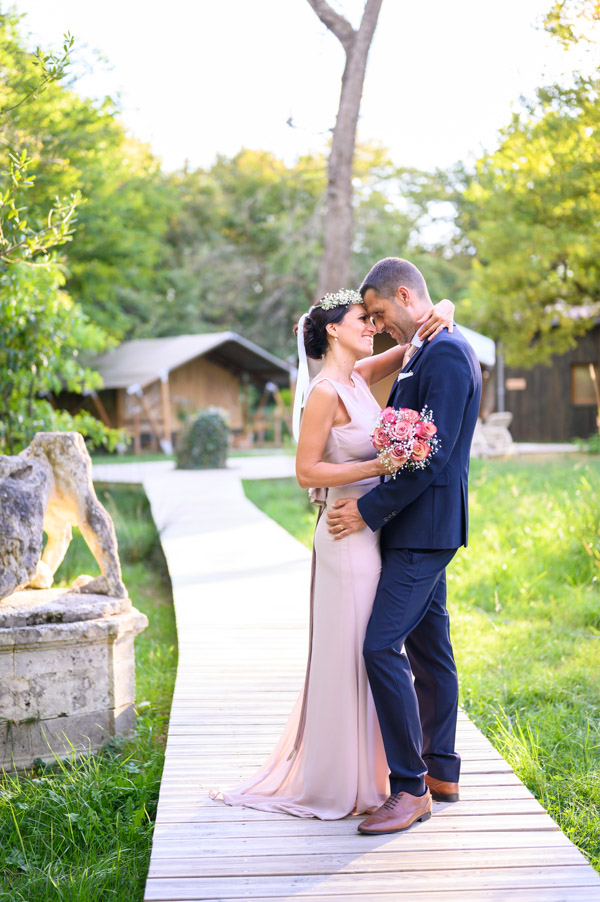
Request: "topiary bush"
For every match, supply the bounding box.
[176,407,230,469]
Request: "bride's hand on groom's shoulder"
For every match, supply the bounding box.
[417,298,455,341]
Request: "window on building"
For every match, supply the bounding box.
[571,364,599,405]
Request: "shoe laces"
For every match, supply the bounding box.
[382,792,403,810]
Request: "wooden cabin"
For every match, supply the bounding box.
[501,323,600,442]
[63,332,293,452]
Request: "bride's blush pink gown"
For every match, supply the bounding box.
[210,371,390,818]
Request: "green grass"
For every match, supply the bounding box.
[91,452,175,465]
[91,446,295,467]
[229,446,296,458]
[0,484,177,901]
[243,477,317,542]
[243,456,600,872]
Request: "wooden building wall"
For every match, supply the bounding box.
[503,325,600,442]
[169,357,242,430]
[115,356,243,442]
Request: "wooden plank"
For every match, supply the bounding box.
[167,716,292,725]
[157,769,525,790]
[163,752,508,768]
[148,846,588,878]
[150,799,545,824]
[144,866,600,900]
[164,712,482,728]
[159,759,515,775]
[162,748,506,765]
[155,785,535,817]
[163,734,499,750]
[145,829,580,860]
[165,710,488,726]
[196,733,492,743]
[170,696,296,702]
[153,800,546,823]
[142,891,600,902]
[151,813,560,841]
[165,729,499,749]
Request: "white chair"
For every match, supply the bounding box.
[480,411,515,456]
[470,418,491,459]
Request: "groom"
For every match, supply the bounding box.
[327,257,482,834]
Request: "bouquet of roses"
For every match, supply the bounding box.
[371,405,440,476]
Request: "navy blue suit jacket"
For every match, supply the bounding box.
[357,328,482,549]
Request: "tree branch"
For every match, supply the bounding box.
[305,0,356,52]
[0,34,74,118]
[305,0,383,292]
[356,0,383,47]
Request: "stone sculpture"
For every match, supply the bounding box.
[0,432,126,601]
[0,432,148,770]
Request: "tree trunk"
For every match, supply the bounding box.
[306,0,383,296]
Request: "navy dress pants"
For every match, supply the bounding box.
[363,546,460,797]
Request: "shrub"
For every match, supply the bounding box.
[176,407,230,469]
[575,431,600,455]
[584,432,600,455]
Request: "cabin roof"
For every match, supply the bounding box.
[456,324,496,367]
[92,332,293,391]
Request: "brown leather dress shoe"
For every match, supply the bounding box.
[425,774,460,802]
[357,789,432,835]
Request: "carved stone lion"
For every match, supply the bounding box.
[0,432,126,601]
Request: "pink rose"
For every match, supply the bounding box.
[372,426,390,450]
[411,440,432,461]
[380,407,397,425]
[399,408,420,423]
[389,419,414,442]
[389,445,408,466]
[415,421,437,439]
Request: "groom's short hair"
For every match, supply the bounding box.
[360,257,428,301]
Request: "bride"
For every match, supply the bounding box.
[210,289,454,818]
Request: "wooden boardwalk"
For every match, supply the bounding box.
[93,458,600,902]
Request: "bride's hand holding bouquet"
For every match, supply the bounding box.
[371,406,440,477]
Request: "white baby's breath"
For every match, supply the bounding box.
[318,289,362,311]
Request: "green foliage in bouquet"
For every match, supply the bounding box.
[176,407,230,470]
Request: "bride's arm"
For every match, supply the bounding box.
[296,382,385,489]
[356,298,455,387]
[355,342,409,388]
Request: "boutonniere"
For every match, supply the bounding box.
[397,371,414,383]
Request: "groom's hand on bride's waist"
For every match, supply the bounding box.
[327,498,366,539]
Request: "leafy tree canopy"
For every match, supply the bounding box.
[0,10,179,342]
[0,256,114,454]
[458,40,600,364]
[156,144,471,360]
[0,10,122,452]
[544,0,600,47]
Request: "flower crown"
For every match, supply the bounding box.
[315,288,363,311]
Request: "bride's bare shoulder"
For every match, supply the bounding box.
[307,379,338,400]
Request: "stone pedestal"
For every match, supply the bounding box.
[0,589,148,770]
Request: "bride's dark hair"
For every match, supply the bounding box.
[294,304,353,360]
